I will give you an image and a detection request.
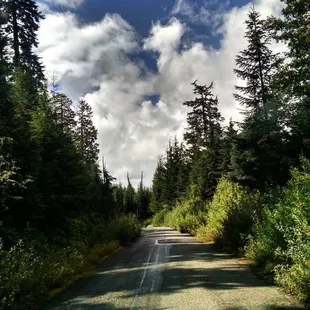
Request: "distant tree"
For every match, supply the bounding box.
[220,119,237,177]
[150,156,166,214]
[75,99,99,163]
[49,93,76,133]
[123,173,136,214]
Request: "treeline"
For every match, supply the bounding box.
[0,1,148,309]
[150,2,310,302]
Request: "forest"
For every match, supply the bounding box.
[148,0,310,304]
[0,0,309,309]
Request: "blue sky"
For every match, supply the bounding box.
[37,0,283,185]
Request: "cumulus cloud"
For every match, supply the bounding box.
[37,0,285,186]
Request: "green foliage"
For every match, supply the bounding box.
[246,159,310,300]
[164,198,207,235]
[106,214,141,245]
[197,178,261,252]
[0,214,140,310]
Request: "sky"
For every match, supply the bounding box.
[36,0,284,186]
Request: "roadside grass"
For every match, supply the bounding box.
[0,214,141,310]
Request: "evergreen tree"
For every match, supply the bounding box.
[184,80,223,151]
[49,93,76,133]
[123,173,136,214]
[232,8,289,189]
[4,0,44,82]
[267,0,310,101]
[234,7,280,122]
[113,183,125,214]
[150,156,166,213]
[267,0,310,159]
[220,119,237,176]
[162,138,188,206]
[183,81,223,200]
[75,99,99,163]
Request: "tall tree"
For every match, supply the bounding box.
[234,7,280,122]
[150,156,166,214]
[183,81,223,200]
[75,99,99,163]
[267,0,310,102]
[49,92,76,133]
[220,119,237,177]
[184,80,223,151]
[267,0,310,159]
[4,0,44,82]
[231,8,289,189]
[123,173,136,214]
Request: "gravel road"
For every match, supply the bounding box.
[46,227,304,310]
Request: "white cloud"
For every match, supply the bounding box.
[38,0,84,10]
[37,0,285,186]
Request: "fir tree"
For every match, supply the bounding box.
[150,156,166,213]
[234,7,280,122]
[184,80,223,150]
[49,92,76,133]
[123,173,136,214]
[4,0,44,82]
[75,99,99,163]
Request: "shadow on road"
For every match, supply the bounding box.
[46,229,304,310]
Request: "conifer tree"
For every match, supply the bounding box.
[4,0,44,82]
[75,99,99,163]
[150,156,166,213]
[49,93,76,133]
[267,0,310,159]
[220,119,237,176]
[123,173,136,214]
[184,80,223,151]
[231,8,290,189]
[234,7,279,122]
[267,0,309,101]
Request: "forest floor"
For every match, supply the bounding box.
[46,227,304,310]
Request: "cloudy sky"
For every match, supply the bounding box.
[36,0,284,186]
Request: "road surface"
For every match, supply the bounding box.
[47,227,304,310]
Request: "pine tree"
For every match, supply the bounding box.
[150,156,166,214]
[231,7,290,189]
[220,119,237,176]
[234,7,280,122]
[75,99,99,163]
[4,0,44,82]
[49,92,76,133]
[267,0,310,101]
[123,173,136,214]
[184,80,223,150]
[183,81,224,200]
[267,0,310,159]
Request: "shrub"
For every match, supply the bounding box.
[107,214,141,245]
[247,159,310,301]
[163,198,207,235]
[151,207,169,227]
[0,214,140,310]
[197,178,261,252]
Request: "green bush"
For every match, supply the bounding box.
[0,214,140,310]
[247,159,310,301]
[151,207,169,227]
[163,198,207,235]
[107,214,141,245]
[197,178,261,252]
